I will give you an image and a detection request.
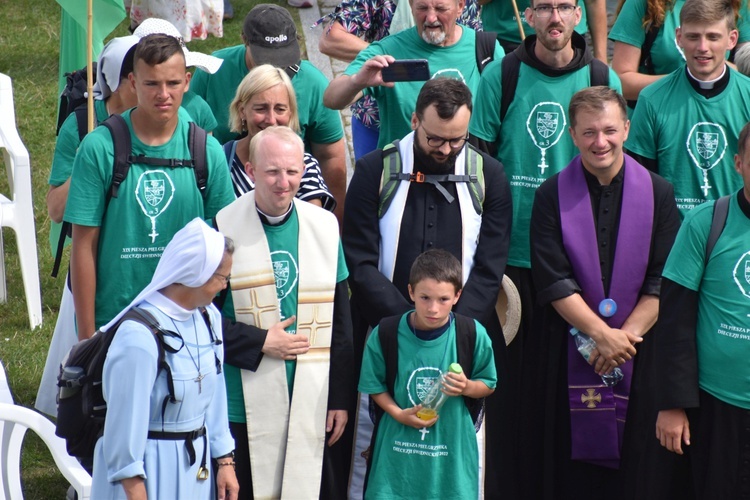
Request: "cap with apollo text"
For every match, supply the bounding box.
[242,4,301,69]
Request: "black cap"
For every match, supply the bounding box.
[243,4,301,68]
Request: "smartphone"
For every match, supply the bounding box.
[381,59,431,82]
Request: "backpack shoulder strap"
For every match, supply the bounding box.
[705,195,731,263]
[589,58,610,87]
[379,140,402,218]
[51,222,72,278]
[223,140,236,169]
[465,144,485,215]
[378,315,403,397]
[454,313,476,379]
[453,313,485,427]
[102,114,132,202]
[475,30,497,74]
[73,105,90,143]
[189,122,208,198]
[640,23,660,75]
[500,51,521,122]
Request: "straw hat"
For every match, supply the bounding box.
[495,275,521,346]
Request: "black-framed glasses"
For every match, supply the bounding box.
[532,4,577,18]
[213,272,231,285]
[419,124,469,149]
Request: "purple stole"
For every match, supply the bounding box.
[558,154,653,469]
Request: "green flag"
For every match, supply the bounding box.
[57,0,126,93]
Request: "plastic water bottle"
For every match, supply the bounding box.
[569,328,623,387]
[58,366,84,400]
[416,363,463,420]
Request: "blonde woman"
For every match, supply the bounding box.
[224,64,336,211]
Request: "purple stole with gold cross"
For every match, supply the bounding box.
[558,154,653,469]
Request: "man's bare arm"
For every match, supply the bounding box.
[319,21,369,62]
[71,224,100,340]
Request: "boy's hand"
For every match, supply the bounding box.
[442,371,468,396]
[396,405,438,429]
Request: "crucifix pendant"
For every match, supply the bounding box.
[195,372,205,394]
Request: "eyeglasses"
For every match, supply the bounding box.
[532,4,577,18]
[213,272,231,285]
[419,125,469,149]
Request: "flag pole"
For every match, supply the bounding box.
[512,0,526,40]
[87,0,94,132]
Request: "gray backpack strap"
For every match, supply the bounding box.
[705,194,731,263]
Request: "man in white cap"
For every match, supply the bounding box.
[215,126,353,499]
[190,4,348,226]
[64,34,235,341]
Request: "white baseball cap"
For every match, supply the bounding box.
[133,18,223,74]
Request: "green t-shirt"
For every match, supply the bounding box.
[627,68,750,216]
[63,107,235,329]
[469,58,621,268]
[222,209,349,423]
[359,312,496,499]
[662,193,750,409]
[609,0,750,75]
[344,26,504,149]
[48,97,219,255]
[480,0,588,45]
[182,91,218,133]
[190,45,344,147]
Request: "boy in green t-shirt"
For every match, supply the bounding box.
[359,249,497,499]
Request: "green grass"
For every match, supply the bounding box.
[0,1,304,496]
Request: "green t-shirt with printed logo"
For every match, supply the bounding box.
[662,193,750,409]
[627,68,750,217]
[223,208,349,423]
[359,312,496,499]
[469,58,621,268]
[63,107,235,329]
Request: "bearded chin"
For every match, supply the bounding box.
[421,27,446,45]
[413,140,458,174]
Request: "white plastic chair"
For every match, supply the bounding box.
[0,72,42,329]
[0,403,92,500]
[0,361,12,405]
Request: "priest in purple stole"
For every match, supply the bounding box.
[528,87,681,500]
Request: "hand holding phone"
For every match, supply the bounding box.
[381,59,431,82]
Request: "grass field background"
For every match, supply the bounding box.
[0,1,305,496]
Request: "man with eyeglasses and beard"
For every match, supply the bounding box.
[342,78,512,497]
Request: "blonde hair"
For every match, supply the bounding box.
[228,64,300,134]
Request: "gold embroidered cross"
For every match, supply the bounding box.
[297,304,332,346]
[581,388,602,409]
[235,289,278,327]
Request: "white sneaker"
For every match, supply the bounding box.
[287,0,313,8]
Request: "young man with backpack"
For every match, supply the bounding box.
[64,34,234,340]
[343,78,512,497]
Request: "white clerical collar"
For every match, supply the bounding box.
[257,203,293,225]
[145,292,193,322]
[687,65,726,89]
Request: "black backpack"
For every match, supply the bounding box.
[705,194,731,263]
[499,50,611,121]
[56,64,96,137]
[363,313,484,487]
[51,115,209,277]
[371,312,484,429]
[55,308,179,458]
